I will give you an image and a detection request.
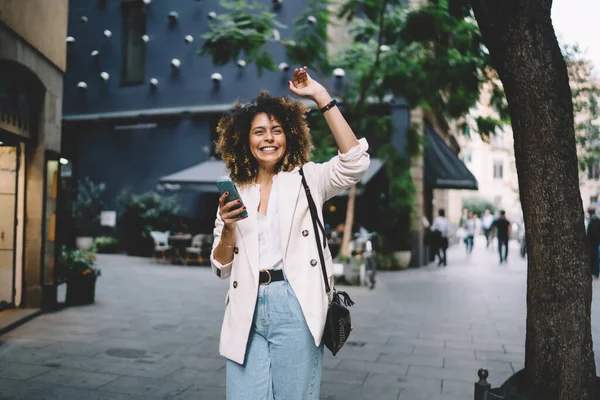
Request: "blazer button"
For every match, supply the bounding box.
[233,247,239,254]
[302,230,309,237]
[310,259,318,266]
[233,281,238,288]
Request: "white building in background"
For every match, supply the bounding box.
[456,121,522,222]
[580,161,600,212]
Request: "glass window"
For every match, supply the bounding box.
[121,2,146,85]
[493,160,503,179]
[462,152,472,163]
[588,161,600,180]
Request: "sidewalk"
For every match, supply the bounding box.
[0,239,599,400]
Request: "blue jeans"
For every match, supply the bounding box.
[498,237,509,262]
[226,280,324,400]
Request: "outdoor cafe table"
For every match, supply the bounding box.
[168,234,192,265]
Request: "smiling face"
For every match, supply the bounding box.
[248,112,287,170]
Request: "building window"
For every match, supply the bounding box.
[462,152,472,163]
[121,2,146,85]
[493,160,503,179]
[591,196,598,207]
[588,161,600,180]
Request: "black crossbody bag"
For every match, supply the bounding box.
[299,167,354,356]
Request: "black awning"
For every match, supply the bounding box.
[424,124,478,190]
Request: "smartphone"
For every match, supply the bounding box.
[216,179,249,218]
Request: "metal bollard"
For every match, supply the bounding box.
[474,369,491,400]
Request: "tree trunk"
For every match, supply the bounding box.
[470,1,597,398]
[341,184,357,257]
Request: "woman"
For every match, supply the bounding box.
[464,211,476,254]
[210,67,370,399]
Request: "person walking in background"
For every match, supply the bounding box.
[586,207,600,279]
[431,209,449,266]
[481,209,494,248]
[459,208,469,228]
[464,211,476,254]
[493,211,511,263]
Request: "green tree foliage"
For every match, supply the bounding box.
[462,195,495,216]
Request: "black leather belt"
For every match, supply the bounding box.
[259,269,285,285]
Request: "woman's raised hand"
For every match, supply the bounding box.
[288,66,328,104]
[218,192,247,232]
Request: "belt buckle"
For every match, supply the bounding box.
[260,269,271,285]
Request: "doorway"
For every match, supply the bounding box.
[0,137,24,310]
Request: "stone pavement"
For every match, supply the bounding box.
[1,239,600,400]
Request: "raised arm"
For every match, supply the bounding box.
[288,67,359,154]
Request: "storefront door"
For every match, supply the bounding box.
[0,141,20,309]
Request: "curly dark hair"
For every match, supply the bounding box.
[215,91,313,185]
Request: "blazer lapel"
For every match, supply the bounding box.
[235,184,260,282]
[277,169,302,259]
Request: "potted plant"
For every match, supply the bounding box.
[72,177,106,250]
[60,247,101,306]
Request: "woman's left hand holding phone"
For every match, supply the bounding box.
[218,191,248,231]
[214,191,247,265]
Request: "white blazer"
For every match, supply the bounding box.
[210,138,370,365]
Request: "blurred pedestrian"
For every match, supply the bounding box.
[586,207,600,279]
[481,209,494,248]
[431,209,449,266]
[210,67,369,399]
[492,211,511,263]
[459,208,468,228]
[464,211,476,254]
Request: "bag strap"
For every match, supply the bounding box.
[299,167,331,294]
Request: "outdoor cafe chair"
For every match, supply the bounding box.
[185,234,206,265]
[150,230,171,263]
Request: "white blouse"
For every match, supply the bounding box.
[254,177,284,270]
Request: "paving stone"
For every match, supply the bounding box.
[442,379,475,396]
[398,387,471,400]
[362,372,440,389]
[320,382,401,400]
[443,357,514,373]
[445,340,505,352]
[407,365,474,382]
[162,367,225,388]
[170,384,226,400]
[97,376,192,398]
[413,347,476,360]
[377,353,443,368]
[30,368,120,389]
[388,337,445,348]
[323,355,342,369]
[38,354,115,371]
[41,341,107,357]
[474,350,524,364]
[336,360,408,376]
[322,369,368,385]
[0,362,54,380]
[97,359,181,379]
[502,344,525,354]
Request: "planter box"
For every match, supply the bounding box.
[66,275,97,306]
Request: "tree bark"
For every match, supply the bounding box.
[470,1,597,398]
